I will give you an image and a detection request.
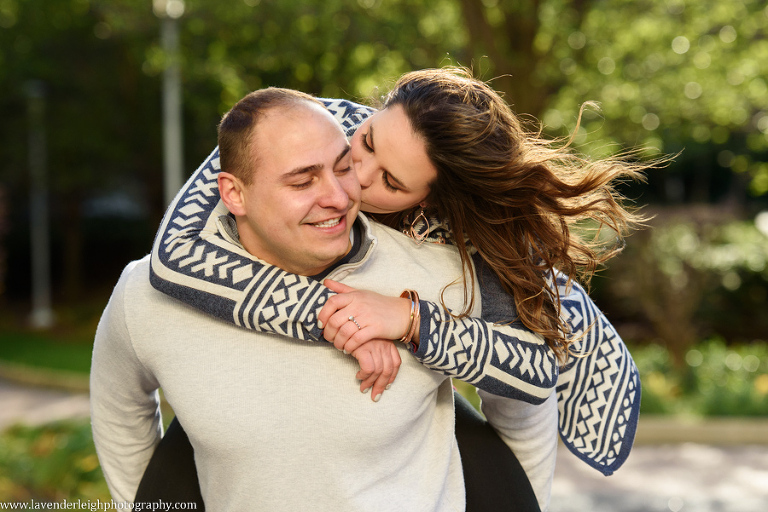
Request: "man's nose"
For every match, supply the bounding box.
[318,173,350,209]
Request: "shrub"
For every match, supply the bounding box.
[632,339,768,417]
[0,421,110,502]
[599,208,768,366]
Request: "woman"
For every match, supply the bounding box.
[145,68,646,510]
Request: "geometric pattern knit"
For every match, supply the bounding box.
[553,275,640,476]
[149,98,639,476]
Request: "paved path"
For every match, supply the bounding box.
[550,442,768,511]
[0,379,90,430]
[2,378,767,511]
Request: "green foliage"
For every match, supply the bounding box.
[0,421,109,502]
[2,0,768,304]
[634,339,768,417]
[536,0,768,195]
[601,212,768,363]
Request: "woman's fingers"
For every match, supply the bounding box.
[341,328,376,354]
[317,292,352,330]
[388,343,402,388]
[352,340,402,403]
[323,279,357,294]
[356,345,382,397]
[369,350,396,402]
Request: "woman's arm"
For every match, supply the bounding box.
[449,259,640,475]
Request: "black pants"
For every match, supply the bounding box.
[135,392,540,512]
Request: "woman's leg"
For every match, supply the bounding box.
[454,392,541,512]
[134,417,205,510]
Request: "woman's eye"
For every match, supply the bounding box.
[382,172,399,192]
[292,182,312,190]
[361,133,373,153]
[335,166,353,175]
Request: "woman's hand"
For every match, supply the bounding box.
[318,279,412,353]
[350,339,401,402]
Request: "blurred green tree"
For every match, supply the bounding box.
[1,0,766,308]
[0,0,163,300]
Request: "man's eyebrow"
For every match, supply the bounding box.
[334,145,351,167]
[281,144,351,181]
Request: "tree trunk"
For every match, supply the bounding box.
[458,0,592,119]
[458,0,547,117]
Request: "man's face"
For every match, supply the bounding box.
[236,102,361,276]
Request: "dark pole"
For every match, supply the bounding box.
[25,80,54,328]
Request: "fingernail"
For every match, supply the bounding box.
[373,394,381,402]
[343,349,348,355]
[317,320,324,329]
[385,384,391,390]
[363,387,370,394]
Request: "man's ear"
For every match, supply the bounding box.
[218,172,247,216]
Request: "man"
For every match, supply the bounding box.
[90,89,546,511]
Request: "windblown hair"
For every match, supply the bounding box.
[384,67,655,361]
[218,87,322,184]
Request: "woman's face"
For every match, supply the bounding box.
[350,104,438,214]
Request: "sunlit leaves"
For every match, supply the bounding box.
[531,0,768,195]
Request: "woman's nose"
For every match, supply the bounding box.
[355,156,374,188]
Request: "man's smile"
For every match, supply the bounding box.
[310,216,343,228]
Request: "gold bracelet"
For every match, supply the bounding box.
[398,289,420,349]
[398,290,416,343]
[406,290,420,351]
[411,292,421,352]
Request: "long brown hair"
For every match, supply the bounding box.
[383,67,654,361]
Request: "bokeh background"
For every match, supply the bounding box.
[1,0,767,504]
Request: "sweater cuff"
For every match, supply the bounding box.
[412,301,432,358]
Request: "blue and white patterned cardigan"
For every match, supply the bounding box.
[149,99,640,476]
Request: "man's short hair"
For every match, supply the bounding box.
[218,88,324,184]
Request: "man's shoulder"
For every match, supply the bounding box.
[109,254,190,322]
[112,255,155,300]
[118,254,151,282]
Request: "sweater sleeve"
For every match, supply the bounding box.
[411,253,558,403]
[552,271,641,476]
[436,255,640,476]
[90,261,163,503]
